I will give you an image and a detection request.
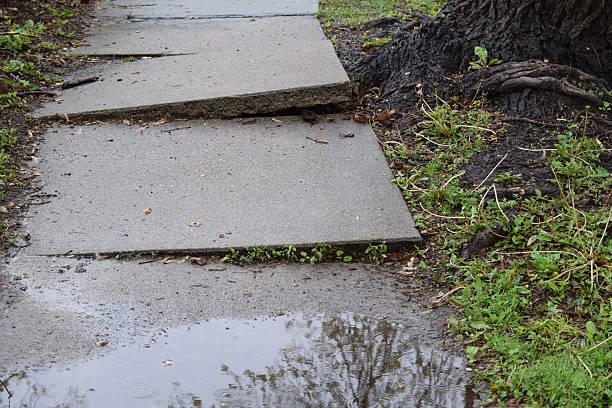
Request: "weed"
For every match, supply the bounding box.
[122,57,138,63]
[365,240,388,264]
[361,35,392,50]
[469,46,502,69]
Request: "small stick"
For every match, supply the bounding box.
[440,171,465,190]
[413,131,450,147]
[0,31,38,37]
[419,203,465,219]
[493,184,510,223]
[138,259,157,265]
[473,152,508,190]
[61,76,98,90]
[18,90,57,96]
[0,377,12,398]
[432,285,465,304]
[582,335,611,354]
[574,353,593,378]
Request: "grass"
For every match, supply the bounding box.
[384,96,611,406]
[317,0,445,27]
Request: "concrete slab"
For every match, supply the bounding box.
[25,116,419,255]
[1,258,443,372]
[72,16,326,56]
[96,0,318,19]
[35,17,349,119]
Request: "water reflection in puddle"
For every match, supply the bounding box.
[1,313,477,407]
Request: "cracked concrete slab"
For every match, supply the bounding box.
[72,16,327,56]
[24,116,419,256]
[96,0,318,19]
[34,16,349,119]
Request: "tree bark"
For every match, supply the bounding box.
[353,0,611,106]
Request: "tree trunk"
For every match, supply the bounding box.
[353,0,611,115]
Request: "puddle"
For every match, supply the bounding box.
[0,313,478,407]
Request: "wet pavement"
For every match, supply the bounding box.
[1,313,477,407]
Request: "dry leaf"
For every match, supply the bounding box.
[95,340,108,347]
[162,359,173,366]
[188,222,201,227]
[162,257,174,264]
[144,208,152,214]
[352,114,368,123]
[191,257,207,266]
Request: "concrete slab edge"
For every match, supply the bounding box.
[34,82,352,122]
[29,235,422,257]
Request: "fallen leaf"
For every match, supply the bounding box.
[218,233,225,238]
[271,117,282,123]
[162,257,174,264]
[95,340,108,347]
[144,208,152,214]
[305,137,328,144]
[63,172,71,176]
[188,222,201,227]
[352,114,368,123]
[191,257,207,266]
[527,235,538,246]
[162,359,173,366]
[340,132,355,138]
[374,111,390,121]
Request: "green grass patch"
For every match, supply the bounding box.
[385,99,611,406]
[317,0,445,27]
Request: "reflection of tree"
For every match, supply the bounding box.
[218,313,472,408]
[0,371,88,408]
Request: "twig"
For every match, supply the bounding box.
[505,365,517,386]
[413,131,451,147]
[473,152,508,190]
[432,286,465,304]
[161,126,191,134]
[517,146,556,152]
[138,259,157,265]
[574,353,593,378]
[440,171,465,190]
[501,116,567,128]
[478,184,495,210]
[493,184,510,223]
[385,140,408,150]
[61,76,98,90]
[17,90,57,97]
[419,203,465,219]
[0,31,38,37]
[597,204,612,249]
[458,124,497,134]
[582,335,611,354]
[0,377,12,398]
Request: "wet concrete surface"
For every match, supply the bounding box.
[24,117,419,256]
[96,0,319,19]
[72,16,328,56]
[1,257,456,372]
[1,312,479,407]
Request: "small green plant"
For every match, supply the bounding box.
[0,129,18,148]
[122,56,137,62]
[361,35,392,50]
[365,240,388,264]
[469,46,502,69]
[494,171,522,185]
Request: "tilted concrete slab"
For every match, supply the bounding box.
[72,16,326,56]
[34,17,349,119]
[25,116,419,255]
[96,0,318,19]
